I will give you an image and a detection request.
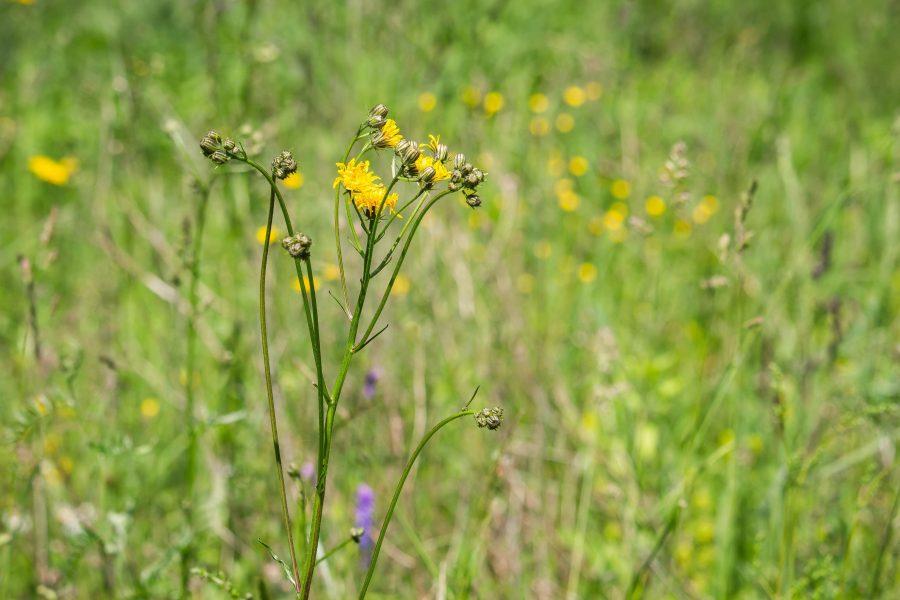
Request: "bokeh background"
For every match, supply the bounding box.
[2,0,899,598]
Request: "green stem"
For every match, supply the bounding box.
[315,535,356,566]
[181,181,210,596]
[334,129,367,312]
[259,189,302,595]
[356,191,452,349]
[358,410,475,599]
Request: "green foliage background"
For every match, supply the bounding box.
[2,0,899,597]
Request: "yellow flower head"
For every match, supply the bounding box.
[256,225,283,245]
[334,158,380,192]
[418,92,437,112]
[414,154,450,181]
[379,119,403,148]
[483,92,504,115]
[353,184,399,216]
[283,171,304,189]
[29,155,78,186]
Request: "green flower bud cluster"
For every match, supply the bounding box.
[281,233,312,259]
[271,150,298,180]
[474,406,503,430]
[199,130,245,165]
[449,153,486,208]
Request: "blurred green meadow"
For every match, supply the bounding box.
[2,0,900,597]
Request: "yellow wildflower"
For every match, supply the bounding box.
[568,156,589,176]
[29,155,78,186]
[483,91,504,115]
[379,119,403,148]
[323,263,341,281]
[461,86,481,107]
[645,195,666,217]
[555,113,575,133]
[610,179,631,199]
[418,92,437,112]
[674,219,692,239]
[701,194,719,213]
[558,190,580,212]
[414,154,450,181]
[529,117,550,136]
[353,184,399,216]
[577,262,597,283]
[283,171,304,189]
[293,275,321,293]
[140,398,161,419]
[391,273,411,296]
[333,158,380,193]
[256,225,283,245]
[529,93,549,113]
[563,85,586,107]
[602,209,625,231]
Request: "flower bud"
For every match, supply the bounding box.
[465,172,480,187]
[474,406,503,430]
[223,138,237,153]
[367,103,389,128]
[397,140,420,165]
[433,143,449,162]
[454,153,466,170]
[199,136,218,157]
[281,233,312,259]
[350,527,365,543]
[466,194,482,208]
[371,130,390,149]
[271,150,298,180]
[210,150,229,165]
[419,166,436,184]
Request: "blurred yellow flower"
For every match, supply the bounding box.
[140,398,161,419]
[323,263,341,281]
[256,225,283,245]
[635,422,659,460]
[517,273,534,294]
[555,113,575,133]
[483,91,504,115]
[283,171,304,189]
[610,179,631,199]
[586,81,603,100]
[29,155,78,186]
[529,117,550,136]
[58,455,74,475]
[588,216,603,236]
[577,262,597,283]
[418,92,437,112]
[529,93,549,113]
[568,156,589,176]
[611,201,629,216]
[553,178,574,196]
[692,204,712,224]
[534,240,552,259]
[602,208,626,232]
[558,190,580,212]
[674,218,692,239]
[461,86,481,107]
[293,275,321,293]
[701,194,719,213]
[391,273,411,296]
[547,154,565,177]
[645,195,666,217]
[563,85,586,107]
[43,433,61,456]
[33,394,50,415]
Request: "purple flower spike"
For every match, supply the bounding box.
[363,368,381,400]
[355,483,376,567]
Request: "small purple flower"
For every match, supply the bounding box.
[355,484,375,567]
[300,461,316,484]
[363,368,381,400]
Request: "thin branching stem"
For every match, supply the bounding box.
[358,410,476,599]
[259,188,302,595]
